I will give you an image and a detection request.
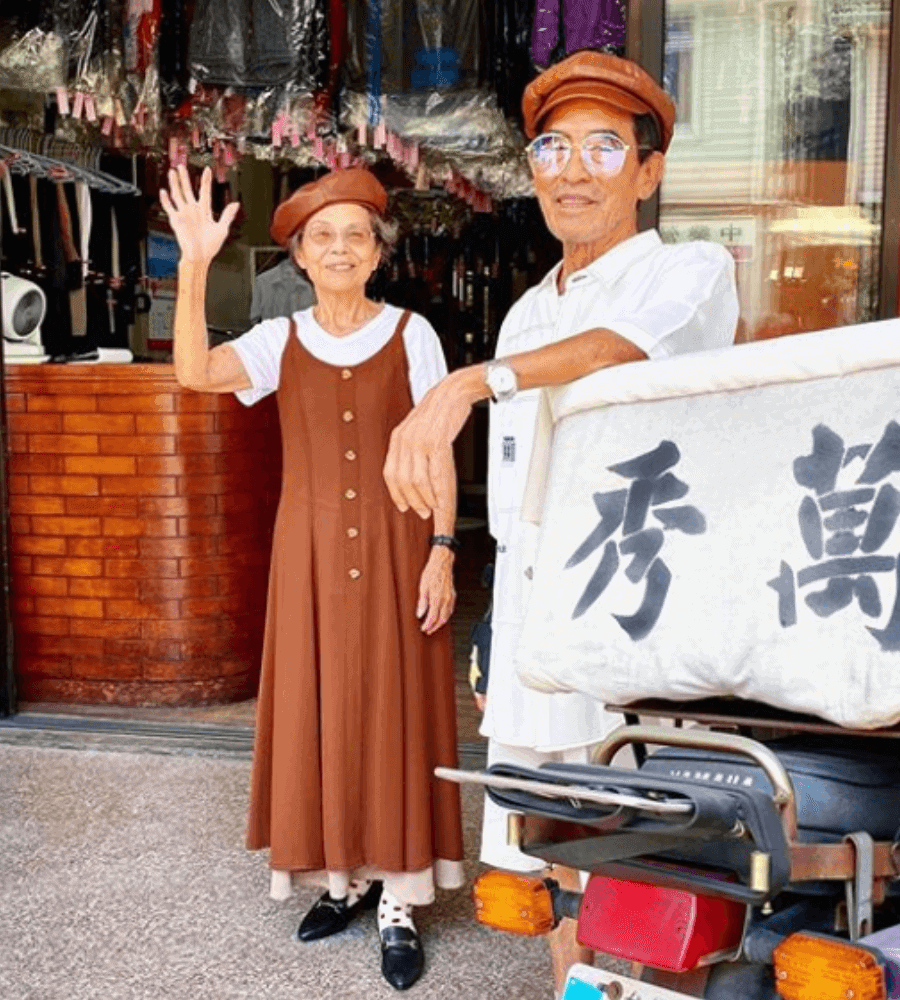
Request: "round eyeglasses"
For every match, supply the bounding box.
[526,131,641,178]
[304,225,375,250]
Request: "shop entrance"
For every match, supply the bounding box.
[0,0,898,740]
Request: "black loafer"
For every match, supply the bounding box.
[296,881,381,942]
[380,925,424,991]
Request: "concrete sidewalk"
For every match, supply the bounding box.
[1,744,552,1000]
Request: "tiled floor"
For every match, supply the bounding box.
[18,527,495,750]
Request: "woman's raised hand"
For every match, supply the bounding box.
[160,165,240,265]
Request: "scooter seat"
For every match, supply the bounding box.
[641,735,900,841]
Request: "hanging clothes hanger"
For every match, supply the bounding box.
[40,134,140,197]
[0,130,139,196]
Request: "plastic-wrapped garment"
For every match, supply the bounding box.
[325,0,347,96]
[344,0,488,97]
[158,0,190,108]
[0,0,111,94]
[188,0,330,91]
[0,29,67,92]
[49,0,106,89]
[531,0,626,68]
[490,0,534,123]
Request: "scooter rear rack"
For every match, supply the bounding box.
[438,721,900,934]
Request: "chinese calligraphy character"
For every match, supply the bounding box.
[565,441,706,640]
[769,421,900,650]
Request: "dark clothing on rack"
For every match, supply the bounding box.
[35,178,75,359]
[159,0,191,108]
[189,0,330,90]
[531,0,626,67]
[345,0,488,96]
[490,0,535,123]
[0,139,142,359]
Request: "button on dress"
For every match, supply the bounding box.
[246,311,464,894]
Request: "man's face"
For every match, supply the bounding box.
[530,98,665,252]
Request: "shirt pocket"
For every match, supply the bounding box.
[490,391,541,520]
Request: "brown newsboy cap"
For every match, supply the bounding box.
[270,168,388,248]
[522,51,676,153]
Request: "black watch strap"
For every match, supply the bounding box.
[430,534,460,551]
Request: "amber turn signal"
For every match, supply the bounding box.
[472,871,556,937]
[773,932,888,1000]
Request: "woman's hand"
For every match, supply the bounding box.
[160,165,240,265]
[417,546,456,634]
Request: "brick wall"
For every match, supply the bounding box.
[5,365,281,706]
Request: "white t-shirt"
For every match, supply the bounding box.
[483,229,740,750]
[229,304,447,407]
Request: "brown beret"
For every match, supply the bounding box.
[270,168,388,247]
[522,51,676,154]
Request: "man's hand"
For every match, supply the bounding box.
[384,366,487,518]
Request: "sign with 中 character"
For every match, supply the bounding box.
[515,318,900,729]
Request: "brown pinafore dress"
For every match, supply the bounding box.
[246,311,464,886]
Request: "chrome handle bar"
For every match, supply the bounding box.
[593,724,798,841]
[434,766,694,817]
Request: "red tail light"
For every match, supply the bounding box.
[577,873,746,972]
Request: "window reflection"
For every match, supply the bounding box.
[659,0,890,341]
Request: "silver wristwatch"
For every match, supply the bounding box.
[485,361,518,403]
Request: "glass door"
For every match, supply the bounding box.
[657,0,893,341]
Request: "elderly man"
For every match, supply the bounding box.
[384,50,739,995]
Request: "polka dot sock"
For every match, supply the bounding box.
[345,878,373,908]
[377,887,415,934]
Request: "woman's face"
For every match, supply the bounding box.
[294,202,381,295]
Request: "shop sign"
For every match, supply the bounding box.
[660,216,756,263]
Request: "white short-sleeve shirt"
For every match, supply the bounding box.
[229,304,447,407]
[483,230,740,750]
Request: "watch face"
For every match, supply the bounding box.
[489,365,516,396]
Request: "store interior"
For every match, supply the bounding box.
[0,0,896,739]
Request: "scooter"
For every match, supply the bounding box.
[438,696,900,999]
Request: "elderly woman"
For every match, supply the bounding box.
[161,166,464,991]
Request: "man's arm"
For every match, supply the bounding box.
[383,328,646,518]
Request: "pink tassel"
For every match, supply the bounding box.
[272,114,286,147]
